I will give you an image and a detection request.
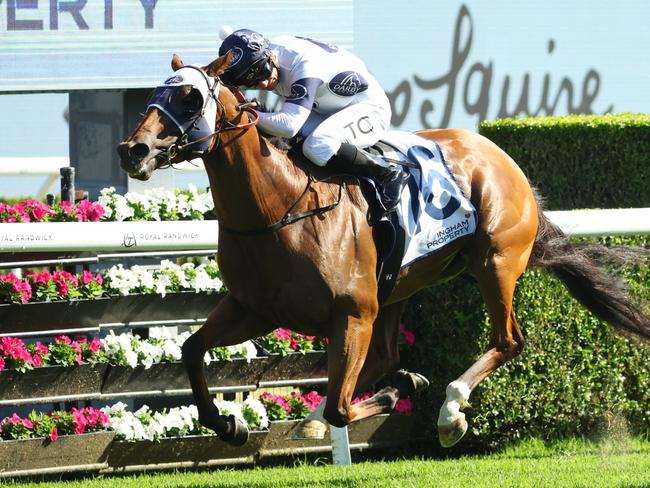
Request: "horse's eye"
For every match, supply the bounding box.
[183,88,203,113]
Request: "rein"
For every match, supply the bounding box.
[159,84,346,235]
[159,102,260,165]
[218,174,347,236]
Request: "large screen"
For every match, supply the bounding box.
[0,0,353,92]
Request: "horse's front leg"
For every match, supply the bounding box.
[295,301,428,439]
[322,306,379,428]
[182,293,274,446]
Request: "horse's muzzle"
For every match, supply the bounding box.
[117,141,155,180]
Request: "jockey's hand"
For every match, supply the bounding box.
[251,98,268,112]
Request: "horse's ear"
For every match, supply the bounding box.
[171,54,184,72]
[203,51,234,78]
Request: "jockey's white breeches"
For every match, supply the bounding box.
[300,89,392,166]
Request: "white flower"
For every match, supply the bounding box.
[101,401,128,416]
[213,399,246,428]
[113,194,135,221]
[103,331,139,368]
[161,339,182,361]
[242,397,269,430]
[154,274,171,297]
[136,340,163,369]
[131,265,156,291]
[176,193,190,218]
[97,187,116,220]
[228,340,258,362]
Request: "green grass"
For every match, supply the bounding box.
[4,438,650,488]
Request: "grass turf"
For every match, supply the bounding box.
[4,437,650,487]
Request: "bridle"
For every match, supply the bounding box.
[152,68,346,236]
[154,69,260,168]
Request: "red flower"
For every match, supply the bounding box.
[49,427,59,442]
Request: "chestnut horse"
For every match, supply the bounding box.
[117,53,650,447]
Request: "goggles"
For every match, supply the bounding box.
[235,58,273,87]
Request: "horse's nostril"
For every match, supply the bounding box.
[128,143,151,163]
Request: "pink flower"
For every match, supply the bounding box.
[34,342,48,355]
[352,392,373,405]
[29,270,52,285]
[273,329,292,341]
[94,273,104,285]
[301,390,323,411]
[81,270,94,285]
[56,280,69,296]
[97,411,109,427]
[77,200,105,222]
[49,427,58,442]
[23,200,53,222]
[260,392,292,414]
[71,408,87,434]
[399,324,415,347]
[395,398,413,416]
[89,338,103,353]
[55,335,72,345]
[0,356,5,372]
[21,418,33,429]
[31,354,43,368]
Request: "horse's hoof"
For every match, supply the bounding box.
[291,420,327,440]
[396,369,430,396]
[438,416,468,448]
[221,414,249,446]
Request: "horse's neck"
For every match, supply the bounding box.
[203,132,304,231]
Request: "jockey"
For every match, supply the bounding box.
[217,28,409,214]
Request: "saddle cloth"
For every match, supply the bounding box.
[367,131,477,303]
[379,131,477,268]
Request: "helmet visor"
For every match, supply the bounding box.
[233,58,273,87]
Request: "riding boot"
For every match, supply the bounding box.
[328,142,410,214]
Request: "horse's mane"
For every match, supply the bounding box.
[258,132,367,210]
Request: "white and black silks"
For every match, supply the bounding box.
[147,65,220,157]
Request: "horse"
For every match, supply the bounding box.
[117,52,650,448]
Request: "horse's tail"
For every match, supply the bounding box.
[528,194,650,341]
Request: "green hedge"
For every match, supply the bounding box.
[478,113,650,209]
[402,235,650,454]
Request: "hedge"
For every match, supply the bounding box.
[478,113,650,209]
[401,234,650,454]
[404,113,650,452]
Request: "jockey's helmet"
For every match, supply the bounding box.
[218,29,273,87]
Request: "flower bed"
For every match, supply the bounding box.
[0,331,327,403]
[0,431,116,476]
[0,259,224,306]
[0,393,415,476]
[0,186,215,224]
[0,199,105,223]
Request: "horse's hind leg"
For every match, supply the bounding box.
[437,234,534,447]
[182,293,275,445]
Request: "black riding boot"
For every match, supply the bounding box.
[328,143,410,214]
